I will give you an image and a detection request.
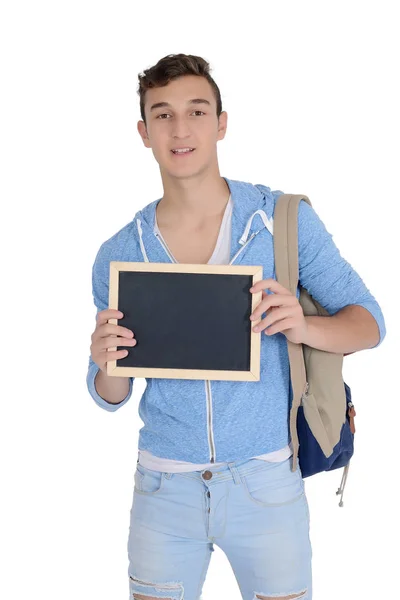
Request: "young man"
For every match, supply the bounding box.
[87,54,385,600]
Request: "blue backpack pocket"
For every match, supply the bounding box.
[298,383,355,478]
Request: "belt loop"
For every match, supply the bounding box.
[227,462,241,485]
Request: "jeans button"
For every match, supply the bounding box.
[202,470,213,480]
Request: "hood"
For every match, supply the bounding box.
[133,176,283,263]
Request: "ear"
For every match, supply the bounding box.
[137,120,151,148]
[217,111,228,141]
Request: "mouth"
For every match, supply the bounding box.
[171,147,196,156]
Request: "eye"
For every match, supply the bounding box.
[156,111,205,119]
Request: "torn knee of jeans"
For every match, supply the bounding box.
[255,590,308,600]
[129,575,184,600]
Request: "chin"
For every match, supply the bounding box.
[162,161,205,179]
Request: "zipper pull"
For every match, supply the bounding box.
[348,401,356,434]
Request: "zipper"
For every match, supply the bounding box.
[229,230,261,265]
[205,380,216,462]
[204,228,263,463]
[154,224,263,465]
[154,232,176,263]
[156,230,221,460]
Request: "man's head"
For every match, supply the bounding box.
[137,54,227,179]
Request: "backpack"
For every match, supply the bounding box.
[273,194,357,507]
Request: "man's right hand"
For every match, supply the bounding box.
[90,309,136,374]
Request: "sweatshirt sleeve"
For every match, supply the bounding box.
[86,243,134,411]
[297,200,386,347]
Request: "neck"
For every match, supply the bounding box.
[157,168,230,228]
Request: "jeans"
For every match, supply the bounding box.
[127,456,312,599]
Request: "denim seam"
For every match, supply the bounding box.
[201,486,208,532]
[218,487,229,538]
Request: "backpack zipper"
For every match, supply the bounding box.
[301,381,309,402]
[347,401,356,434]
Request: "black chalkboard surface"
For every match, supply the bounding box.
[107,262,263,381]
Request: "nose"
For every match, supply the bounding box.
[171,116,191,139]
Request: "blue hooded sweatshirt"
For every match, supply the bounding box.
[86,177,386,463]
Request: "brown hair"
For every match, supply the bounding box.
[137,53,222,124]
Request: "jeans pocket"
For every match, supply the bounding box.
[241,459,305,507]
[134,464,165,495]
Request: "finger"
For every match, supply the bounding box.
[252,307,294,332]
[96,309,124,326]
[250,294,295,320]
[264,318,297,336]
[100,348,132,363]
[98,324,134,339]
[101,336,137,350]
[250,278,292,296]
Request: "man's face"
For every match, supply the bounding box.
[137,75,227,178]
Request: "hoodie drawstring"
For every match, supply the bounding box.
[238,210,274,246]
[136,218,150,262]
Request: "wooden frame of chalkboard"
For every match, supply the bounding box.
[106,261,263,381]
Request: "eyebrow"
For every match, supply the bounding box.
[149,98,212,112]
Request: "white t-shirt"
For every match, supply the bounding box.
[138,194,292,473]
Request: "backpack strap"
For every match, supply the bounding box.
[273,194,311,472]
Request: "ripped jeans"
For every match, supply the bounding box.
[127,456,312,600]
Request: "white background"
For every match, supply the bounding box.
[1,1,399,599]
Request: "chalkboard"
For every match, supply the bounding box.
[107,262,263,381]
